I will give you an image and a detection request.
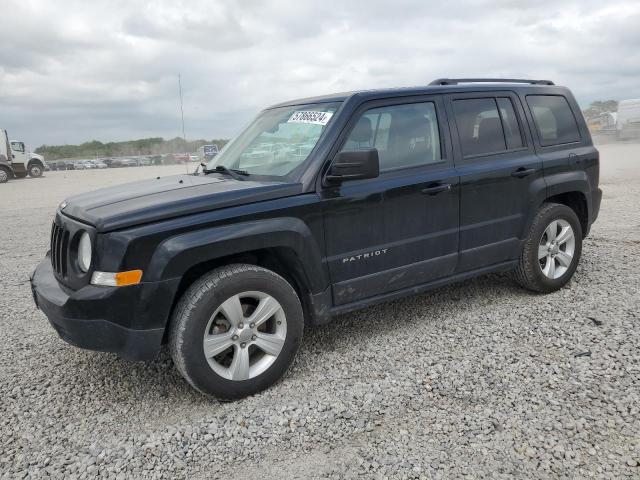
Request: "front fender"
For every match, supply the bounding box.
[144,217,328,292]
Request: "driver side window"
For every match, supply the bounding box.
[342,102,442,171]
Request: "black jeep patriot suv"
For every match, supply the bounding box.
[31,79,602,399]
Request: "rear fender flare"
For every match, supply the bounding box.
[519,171,591,240]
[535,170,591,231]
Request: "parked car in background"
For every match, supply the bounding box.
[173,153,190,164]
[120,158,138,167]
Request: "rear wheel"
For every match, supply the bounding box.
[513,203,583,293]
[0,167,9,183]
[169,264,304,400]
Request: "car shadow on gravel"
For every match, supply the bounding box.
[301,272,522,348]
[45,272,539,406]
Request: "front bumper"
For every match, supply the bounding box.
[30,256,179,360]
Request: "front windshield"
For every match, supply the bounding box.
[207,102,340,177]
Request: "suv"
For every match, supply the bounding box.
[30,79,602,399]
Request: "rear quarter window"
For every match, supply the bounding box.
[526,95,581,146]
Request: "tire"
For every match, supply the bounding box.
[28,162,44,178]
[0,167,9,184]
[169,264,304,400]
[513,203,583,293]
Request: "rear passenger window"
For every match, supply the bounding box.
[342,102,442,171]
[527,95,580,146]
[453,98,506,157]
[497,98,524,149]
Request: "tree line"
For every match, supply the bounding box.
[35,137,229,161]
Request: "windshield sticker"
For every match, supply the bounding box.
[288,111,334,125]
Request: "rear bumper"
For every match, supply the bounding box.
[30,256,179,360]
[583,187,602,238]
[592,187,602,223]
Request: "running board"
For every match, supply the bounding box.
[329,260,518,317]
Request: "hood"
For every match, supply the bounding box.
[31,153,45,161]
[61,174,303,232]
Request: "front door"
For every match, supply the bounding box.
[321,97,460,306]
[10,141,29,173]
[446,92,544,272]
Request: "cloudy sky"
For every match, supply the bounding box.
[1,0,639,148]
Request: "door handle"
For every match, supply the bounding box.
[511,168,537,178]
[421,183,452,195]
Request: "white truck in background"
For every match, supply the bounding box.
[616,99,640,140]
[0,129,47,183]
[9,139,46,178]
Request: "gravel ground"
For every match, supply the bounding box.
[1,145,638,479]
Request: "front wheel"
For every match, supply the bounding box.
[169,264,304,400]
[513,203,583,293]
[28,162,44,178]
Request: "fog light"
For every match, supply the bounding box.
[91,270,143,287]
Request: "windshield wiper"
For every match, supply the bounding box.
[203,165,249,181]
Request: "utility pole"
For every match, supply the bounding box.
[178,74,186,146]
[178,74,188,173]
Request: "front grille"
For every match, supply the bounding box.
[50,222,70,277]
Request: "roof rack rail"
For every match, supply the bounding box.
[429,78,555,86]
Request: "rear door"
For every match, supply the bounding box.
[446,91,544,272]
[321,96,459,305]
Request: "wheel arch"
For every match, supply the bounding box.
[544,191,588,237]
[144,218,329,338]
[541,171,592,237]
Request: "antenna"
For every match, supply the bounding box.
[178,74,188,174]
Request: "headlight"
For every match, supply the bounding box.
[78,232,92,272]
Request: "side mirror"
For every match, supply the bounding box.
[324,148,379,185]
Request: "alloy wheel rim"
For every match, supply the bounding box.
[0,170,7,182]
[538,219,575,279]
[202,291,287,381]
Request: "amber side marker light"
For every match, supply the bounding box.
[91,270,143,287]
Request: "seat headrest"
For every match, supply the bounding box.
[350,116,373,143]
[477,117,505,151]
